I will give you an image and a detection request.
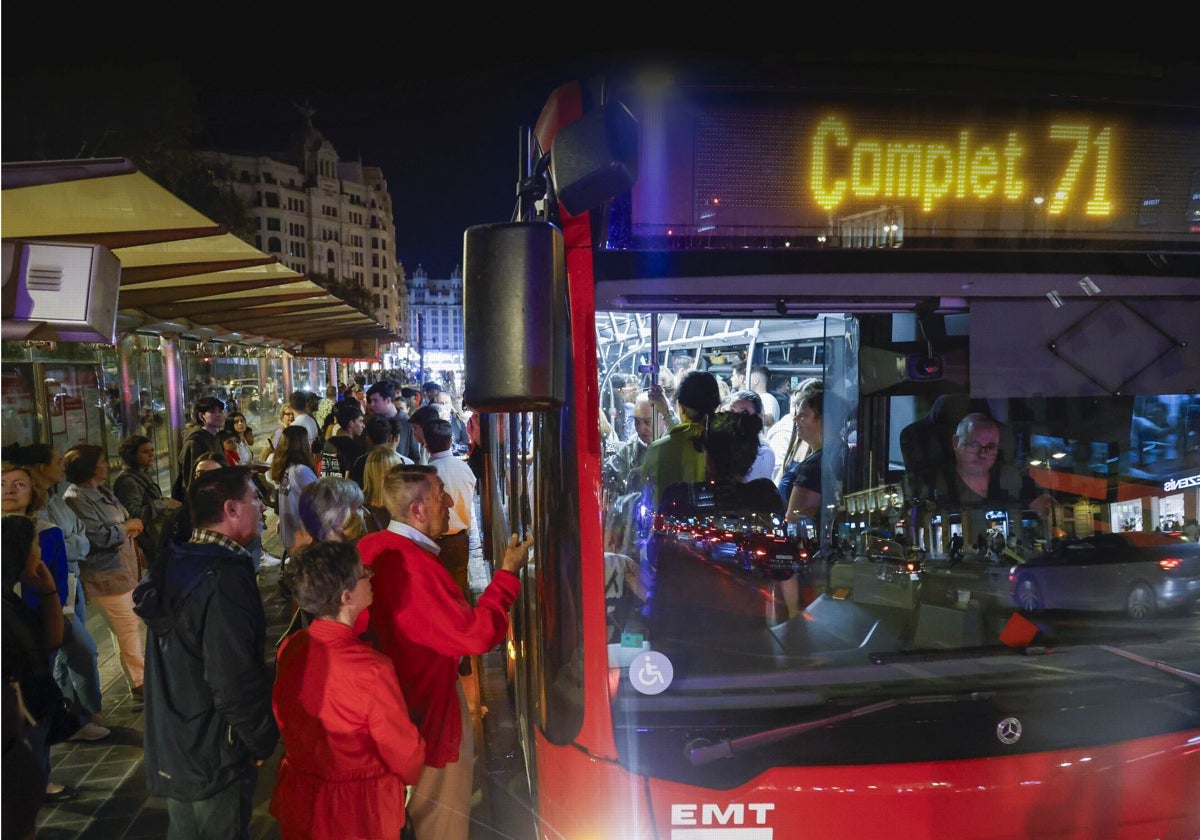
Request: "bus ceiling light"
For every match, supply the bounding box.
[1079,277,1101,295]
[1046,290,1064,308]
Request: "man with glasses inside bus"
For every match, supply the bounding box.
[951,412,1002,504]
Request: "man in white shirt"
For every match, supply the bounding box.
[288,390,321,450]
[749,365,781,427]
[424,419,477,605]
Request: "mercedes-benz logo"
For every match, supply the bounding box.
[996,717,1023,745]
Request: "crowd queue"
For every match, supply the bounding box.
[2,375,516,840]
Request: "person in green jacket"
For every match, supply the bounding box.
[635,370,723,509]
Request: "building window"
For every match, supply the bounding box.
[267,236,282,253]
[267,217,281,231]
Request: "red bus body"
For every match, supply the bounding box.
[465,55,1200,840]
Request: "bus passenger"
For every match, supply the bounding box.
[358,465,533,840]
[657,410,783,517]
[650,411,786,636]
[782,380,825,532]
[723,389,775,482]
[603,391,662,497]
[637,370,723,508]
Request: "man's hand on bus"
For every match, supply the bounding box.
[500,530,535,575]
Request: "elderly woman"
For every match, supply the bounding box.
[113,435,182,574]
[297,476,368,545]
[270,540,424,840]
[62,444,146,701]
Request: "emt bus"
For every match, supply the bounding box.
[462,54,1200,839]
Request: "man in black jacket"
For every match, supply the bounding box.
[365,379,426,463]
[136,466,278,839]
[171,396,228,501]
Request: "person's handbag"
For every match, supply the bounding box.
[44,685,83,745]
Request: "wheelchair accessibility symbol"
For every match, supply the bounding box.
[630,651,673,695]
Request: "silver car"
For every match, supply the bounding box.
[1009,532,1200,619]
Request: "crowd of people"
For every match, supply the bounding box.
[2,374,518,840]
[602,366,826,538]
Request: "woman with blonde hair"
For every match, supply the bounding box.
[362,446,406,533]
[261,403,297,464]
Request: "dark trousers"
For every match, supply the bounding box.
[166,767,257,840]
[437,531,471,603]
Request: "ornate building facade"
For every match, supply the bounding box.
[212,119,408,342]
[405,263,464,380]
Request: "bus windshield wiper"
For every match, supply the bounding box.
[687,691,994,767]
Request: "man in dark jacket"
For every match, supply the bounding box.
[136,466,278,839]
[171,396,228,501]
[365,379,426,463]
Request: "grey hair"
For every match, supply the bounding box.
[298,476,365,541]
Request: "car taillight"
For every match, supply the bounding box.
[1158,557,1182,571]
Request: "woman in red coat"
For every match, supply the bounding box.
[270,540,424,840]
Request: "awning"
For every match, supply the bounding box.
[2,157,398,353]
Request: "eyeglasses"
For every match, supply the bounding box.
[357,566,375,582]
[961,441,999,455]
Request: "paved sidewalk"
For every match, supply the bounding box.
[35,504,499,839]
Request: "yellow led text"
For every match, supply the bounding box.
[809,115,1114,216]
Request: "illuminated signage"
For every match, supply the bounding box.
[632,90,1200,244]
[810,115,1113,215]
[1163,473,1200,492]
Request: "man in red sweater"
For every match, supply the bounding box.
[357,464,533,840]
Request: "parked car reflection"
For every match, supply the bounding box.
[1008,531,1200,619]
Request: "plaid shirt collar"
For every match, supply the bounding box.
[189,528,252,559]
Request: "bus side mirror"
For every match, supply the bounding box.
[462,222,567,412]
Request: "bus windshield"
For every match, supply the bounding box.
[596,305,1199,777]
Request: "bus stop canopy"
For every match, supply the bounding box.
[2,157,397,352]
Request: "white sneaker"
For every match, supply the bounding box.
[69,722,111,742]
[259,553,282,568]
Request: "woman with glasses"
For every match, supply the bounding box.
[270,540,424,840]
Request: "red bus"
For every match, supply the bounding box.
[463,54,1200,839]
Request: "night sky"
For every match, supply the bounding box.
[1,11,628,278]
